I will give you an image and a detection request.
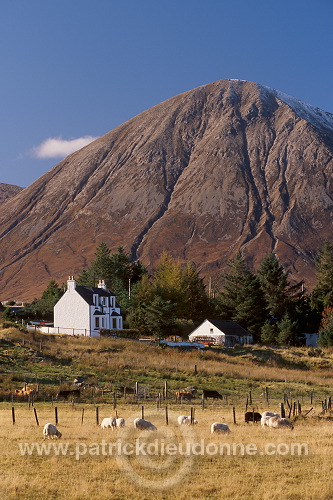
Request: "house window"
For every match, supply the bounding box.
[95,317,100,329]
[112,318,117,329]
[210,328,213,334]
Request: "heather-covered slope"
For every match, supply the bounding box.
[1,79,333,300]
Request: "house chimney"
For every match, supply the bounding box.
[98,279,107,290]
[67,276,76,292]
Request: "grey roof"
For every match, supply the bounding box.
[205,319,251,336]
[75,285,114,306]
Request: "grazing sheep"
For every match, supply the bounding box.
[177,415,198,425]
[244,411,262,423]
[101,417,117,430]
[261,411,280,428]
[116,417,125,428]
[267,416,294,430]
[211,422,231,434]
[133,418,157,431]
[43,423,62,439]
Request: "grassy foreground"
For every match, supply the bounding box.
[1,403,333,500]
[1,327,333,499]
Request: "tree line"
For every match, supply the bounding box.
[7,241,333,346]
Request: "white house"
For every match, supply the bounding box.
[189,319,253,346]
[52,277,123,337]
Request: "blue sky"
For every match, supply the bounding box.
[1,0,333,187]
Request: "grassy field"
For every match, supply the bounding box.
[1,326,333,499]
[1,402,333,499]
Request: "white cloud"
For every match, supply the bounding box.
[32,135,99,159]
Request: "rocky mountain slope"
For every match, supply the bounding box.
[0,183,23,205]
[1,79,333,301]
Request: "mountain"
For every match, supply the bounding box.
[1,79,333,301]
[0,183,23,205]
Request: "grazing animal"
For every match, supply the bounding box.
[177,415,198,425]
[119,386,136,395]
[56,389,80,399]
[211,422,231,434]
[202,389,223,400]
[244,411,262,423]
[261,411,280,428]
[116,417,125,428]
[183,386,197,395]
[133,418,157,431]
[101,417,117,430]
[43,423,62,439]
[14,386,37,397]
[176,391,195,402]
[267,416,294,430]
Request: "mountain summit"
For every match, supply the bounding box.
[1,79,333,300]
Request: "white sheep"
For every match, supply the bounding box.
[100,417,116,430]
[133,418,157,431]
[211,422,231,434]
[116,417,125,428]
[43,423,62,439]
[261,411,280,428]
[267,416,294,430]
[177,415,198,425]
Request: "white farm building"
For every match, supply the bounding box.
[189,319,253,346]
[51,277,123,337]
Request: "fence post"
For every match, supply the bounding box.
[194,364,197,374]
[141,406,144,420]
[55,407,58,425]
[297,401,302,414]
[280,402,285,418]
[113,392,117,410]
[34,408,39,426]
[202,393,205,410]
[96,406,99,425]
[233,407,236,424]
[165,406,169,425]
[164,381,168,400]
[81,408,85,425]
[190,407,195,424]
[265,387,269,403]
[11,407,15,425]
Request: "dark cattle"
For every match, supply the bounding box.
[202,389,223,400]
[56,389,80,399]
[119,386,137,395]
[244,411,262,423]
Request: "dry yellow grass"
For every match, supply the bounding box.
[1,402,333,500]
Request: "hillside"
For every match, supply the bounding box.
[0,183,23,205]
[1,79,333,300]
[1,327,333,400]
